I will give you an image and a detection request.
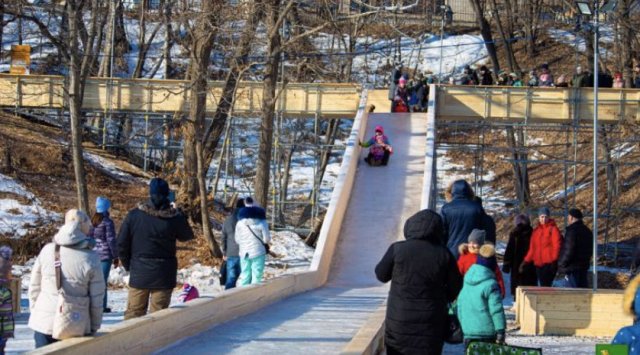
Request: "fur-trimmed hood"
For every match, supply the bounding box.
[445,180,475,202]
[138,201,181,219]
[459,243,469,255]
[624,274,640,318]
[479,243,496,258]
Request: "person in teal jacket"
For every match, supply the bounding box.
[457,243,506,348]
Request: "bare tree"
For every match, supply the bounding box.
[131,3,163,78]
[9,1,108,212]
[469,0,500,75]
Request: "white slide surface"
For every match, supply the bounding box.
[156,113,427,354]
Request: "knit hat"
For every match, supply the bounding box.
[375,125,384,134]
[514,214,530,226]
[150,178,170,197]
[476,243,497,270]
[95,196,111,214]
[568,208,583,220]
[468,229,486,245]
[538,206,550,217]
[149,177,170,208]
[399,77,407,84]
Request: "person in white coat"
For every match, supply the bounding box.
[28,209,105,348]
[234,197,270,286]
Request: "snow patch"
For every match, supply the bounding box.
[0,174,59,237]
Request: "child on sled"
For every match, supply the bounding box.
[359,125,393,166]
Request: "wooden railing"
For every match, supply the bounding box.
[0,74,360,117]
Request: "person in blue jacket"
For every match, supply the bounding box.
[612,273,640,354]
[440,180,485,258]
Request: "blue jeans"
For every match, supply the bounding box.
[34,331,58,348]
[225,256,241,290]
[567,270,589,288]
[101,260,112,309]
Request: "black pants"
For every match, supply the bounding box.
[536,263,557,287]
[365,150,390,166]
[567,269,589,288]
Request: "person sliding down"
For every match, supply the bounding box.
[360,125,393,166]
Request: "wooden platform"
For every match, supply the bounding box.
[516,286,633,337]
[0,74,360,117]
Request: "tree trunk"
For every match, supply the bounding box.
[196,140,222,257]
[202,3,263,165]
[253,0,282,208]
[618,0,633,88]
[506,126,531,208]
[179,0,219,218]
[470,0,500,75]
[489,0,518,74]
[163,0,173,79]
[67,1,89,212]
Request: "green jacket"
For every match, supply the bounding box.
[457,264,505,339]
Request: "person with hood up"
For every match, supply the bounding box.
[118,177,194,320]
[440,179,485,259]
[479,65,494,86]
[611,273,640,354]
[235,197,271,286]
[457,243,506,348]
[221,198,245,289]
[502,214,537,301]
[359,125,393,166]
[29,209,105,348]
[571,66,592,87]
[88,196,118,313]
[519,207,563,287]
[457,229,505,298]
[557,208,593,288]
[375,209,462,355]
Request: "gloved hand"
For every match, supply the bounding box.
[502,265,511,274]
[496,330,506,345]
[518,261,529,274]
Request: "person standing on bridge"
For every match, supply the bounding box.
[235,197,271,286]
[375,209,462,355]
[117,178,194,320]
[440,179,485,259]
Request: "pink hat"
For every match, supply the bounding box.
[399,77,407,84]
[375,125,384,134]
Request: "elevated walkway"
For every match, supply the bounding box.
[157,112,427,354]
[0,74,359,118]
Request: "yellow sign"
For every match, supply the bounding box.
[10,45,31,75]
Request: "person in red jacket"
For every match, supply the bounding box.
[519,207,563,286]
[457,229,505,298]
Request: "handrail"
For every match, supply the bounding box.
[0,74,360,117]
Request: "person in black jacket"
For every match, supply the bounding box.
[375,209,462,355]
[502,214,537,301]
[441,180,485,258]
[558,208,593,288]
[118,178,194,320]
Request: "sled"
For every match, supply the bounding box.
[465,341,542,355]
